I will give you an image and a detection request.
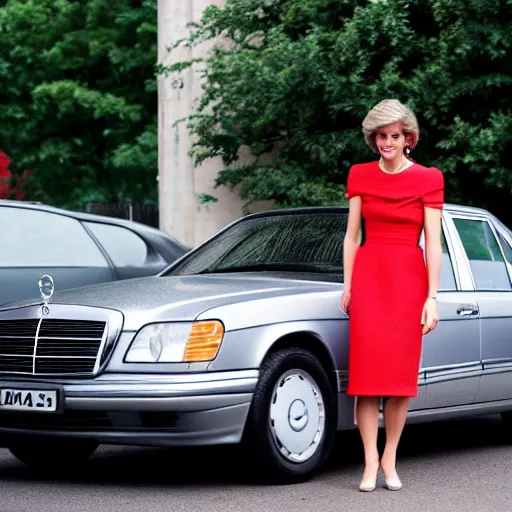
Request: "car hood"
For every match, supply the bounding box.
[1,274,338,330]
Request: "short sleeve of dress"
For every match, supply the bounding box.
[345,165,361,199]
[422,167,444,209]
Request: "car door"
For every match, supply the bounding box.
[0,206,115,306]
[421,214,481,409]
[451,215,512,403]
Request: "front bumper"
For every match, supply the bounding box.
[0,370,259,447]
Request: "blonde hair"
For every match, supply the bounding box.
[362,99,419,153]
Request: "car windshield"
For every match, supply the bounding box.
[162,211,348,277]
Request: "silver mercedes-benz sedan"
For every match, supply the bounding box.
[0,205,511,483]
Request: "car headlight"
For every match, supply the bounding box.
[124,321,224,363]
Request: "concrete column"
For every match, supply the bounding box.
[158,0,274,248]
[157,0,196,247]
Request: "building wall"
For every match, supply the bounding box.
[157,0,272,248]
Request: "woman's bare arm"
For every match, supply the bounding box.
[424,207,442,297]
[343,196,362,294]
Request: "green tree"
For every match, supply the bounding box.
[165,0,512,225]
[0,0,157,207]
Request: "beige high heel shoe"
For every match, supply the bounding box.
[383,472,402,491]
[359,467,379,492]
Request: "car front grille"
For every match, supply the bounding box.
[0,319,106,376]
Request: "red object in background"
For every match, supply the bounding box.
[0,150,12,198]
[0,150,30,200]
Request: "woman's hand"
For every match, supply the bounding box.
[421,297,439,335]
[340,289,351,315]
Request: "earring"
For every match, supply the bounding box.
[405,145,411,156]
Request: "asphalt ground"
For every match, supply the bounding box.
[0,414,511,512]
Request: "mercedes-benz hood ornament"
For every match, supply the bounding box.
[38,275,54,315]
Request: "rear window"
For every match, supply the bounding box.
[85,222,148,267]
[164,211,348,277]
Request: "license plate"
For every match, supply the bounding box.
[0,389,57,412]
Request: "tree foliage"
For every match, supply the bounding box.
[167,0,512,224]
[0,0,157,207]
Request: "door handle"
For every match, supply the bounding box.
[457,305,479,316]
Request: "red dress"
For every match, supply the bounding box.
[345,161,444,397]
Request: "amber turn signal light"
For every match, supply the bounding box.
[183,320,224,362]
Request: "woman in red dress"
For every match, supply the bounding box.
[340,99,444,492]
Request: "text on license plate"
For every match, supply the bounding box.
[0,389,57,412]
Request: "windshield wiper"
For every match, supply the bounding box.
[194,263,340,274]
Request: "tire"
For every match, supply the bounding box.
[8,437,98,469]
[243,347,336,484]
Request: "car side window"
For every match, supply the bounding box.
[419,228,456,290]
[84,222,148,267]
[453,218,512,290]
[440,231,457,290]
[497,231,512,266]
[0,207,108,267]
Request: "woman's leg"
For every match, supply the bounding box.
[355,396,381,490]
[381,396,409,487]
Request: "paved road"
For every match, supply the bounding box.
[0,414,511,512]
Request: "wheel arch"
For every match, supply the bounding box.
[262,332,339,401]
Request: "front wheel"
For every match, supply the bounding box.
[244,347,336,484]
[8,437,99,469]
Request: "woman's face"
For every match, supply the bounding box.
[375,122,410,161]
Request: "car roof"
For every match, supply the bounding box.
[242,203,491,220]
[0,199,189,250]
[442,203,491,216]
